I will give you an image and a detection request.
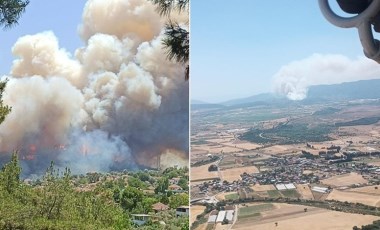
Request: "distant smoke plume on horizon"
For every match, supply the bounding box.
[0,0,189,176]
[273,53,380,100]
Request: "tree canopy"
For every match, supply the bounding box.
[151,0,189,80]
[0,80,11,125]
[0,154,189,229]
[0,0,29,29]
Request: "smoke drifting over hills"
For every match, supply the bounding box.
[0,0,189,175]
[273,54,380,100]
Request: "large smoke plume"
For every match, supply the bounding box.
[273,54,380,100]
[0,0,189,176]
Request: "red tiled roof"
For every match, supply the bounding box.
[152,202,169,211]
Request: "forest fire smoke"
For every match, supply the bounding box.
[0,0,188,175]
[273,54,380,100]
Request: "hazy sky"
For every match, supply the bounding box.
[191,1,369,103]
[0,0,85,75]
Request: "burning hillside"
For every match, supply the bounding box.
[0,0,189,176]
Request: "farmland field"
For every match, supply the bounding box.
[225,193,239,200]
[326,189,380,207]
[232,203,380,230]
[190,205,205,226]
[251,184,276,192]
[296,184,314,200]
[348,185,380,195]
[321,172,368,187]
[191,163,219,182]
[280,189,301,199]
[238,203,274,219]
[267,190,282,198]
[220,166,259,182]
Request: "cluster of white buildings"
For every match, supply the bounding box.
[275,183,296,190]
[207,207,235,224]
[311,186,329,193]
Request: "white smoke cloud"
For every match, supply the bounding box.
[273,54,380,100]
[11,31,83,87]
[0,76,84,151]
[78,0,163,42]
[0,0,188,175]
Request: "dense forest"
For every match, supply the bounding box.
[0,153,189,229]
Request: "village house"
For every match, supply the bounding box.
[176,206,189,217]
[152,202,169,213]
[131,214,151,226]
[168,184,182,192]
[169,177,181,185]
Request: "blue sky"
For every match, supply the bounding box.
[0,1,372,104]
[0,0,86,75]
[190,1,366,103]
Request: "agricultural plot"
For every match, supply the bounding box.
[216,192,241,201]
[232,204,380,230]
[225,193,239,200]
[203,146,241,154]
[251,184,276,192]
[206,138,232,144]
[220,166,259,182]
[218,156,237,168]
[296,184,314,200]
[238,203,274,219]
[191,205,206,226]
[260,144,302,155]
[267,190,282,198]
[225,141,261,150]
[191,163,219,182]
[348,185,380,195]
[232,203,380,230]
[191,148,208,156]
[280,189,301,199]
[326,189,380,207]
[321,172,368,187]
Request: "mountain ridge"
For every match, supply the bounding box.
[192,79,380,107]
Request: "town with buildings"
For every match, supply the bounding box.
[190,101,380,230]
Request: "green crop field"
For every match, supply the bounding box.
[225,193,239,200]
[238,203,274,219]
[280,189,301,198]
[267,190,282,198]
